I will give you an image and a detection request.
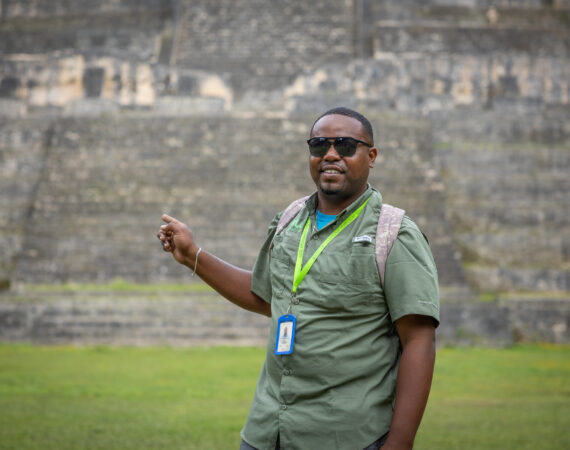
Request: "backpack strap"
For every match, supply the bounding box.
[375,203,405,290]
[272,196,310,245]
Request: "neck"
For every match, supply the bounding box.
[316,196,350,215]
[316,186,368,215]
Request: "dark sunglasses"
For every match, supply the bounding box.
[307,136,372,157]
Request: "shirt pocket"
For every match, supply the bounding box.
[346,244,382,289]
[321,244,381,288]
[314,245,384,312]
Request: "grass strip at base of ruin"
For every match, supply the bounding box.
[3,279,215,297]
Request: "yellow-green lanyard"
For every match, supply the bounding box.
[292,197,370,296]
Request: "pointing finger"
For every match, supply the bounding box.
[161,214,178,224]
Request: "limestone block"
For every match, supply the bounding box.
[199,75,232,110]
[50,56,84,106]
[135,64,155,106]
[0,99,26,117]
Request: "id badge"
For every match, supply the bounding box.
[274,314,296,355]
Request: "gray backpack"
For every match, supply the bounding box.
[274,196,405,290]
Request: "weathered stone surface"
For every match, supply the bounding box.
[437,298,570,345]
[2,114,466,289]
[0,0,569,344]
[1,291,568,346]
[0,292,270,346]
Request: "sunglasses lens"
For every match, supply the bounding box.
[307,137,361,157]
[308,138,330,156]
[334,138,357,157]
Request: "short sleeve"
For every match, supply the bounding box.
[384,217,440,327]
[250,212,282,303]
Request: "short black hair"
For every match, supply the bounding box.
[310,107,374,144]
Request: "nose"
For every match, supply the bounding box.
[323,142,341,160]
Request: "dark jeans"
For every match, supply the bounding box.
[240,432,388,450]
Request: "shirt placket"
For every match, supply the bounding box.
[276,220,325,444]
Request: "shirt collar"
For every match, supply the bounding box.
[305,184,380,220]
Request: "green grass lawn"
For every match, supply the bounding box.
[0,344,568,449]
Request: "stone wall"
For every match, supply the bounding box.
[0,291,270,347]
[3,114,466,289]
[1,291,568,346]
[1,0,569,317]
[173,0,355,94]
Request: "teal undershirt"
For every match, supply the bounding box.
[316,209,337,230]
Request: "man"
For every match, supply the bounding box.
[157,107,439,450]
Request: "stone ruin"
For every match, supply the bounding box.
[0,0,568,345]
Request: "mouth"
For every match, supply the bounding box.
[320,166,344,175]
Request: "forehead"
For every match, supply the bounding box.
[311,114,367,140]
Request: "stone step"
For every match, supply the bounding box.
[0,291,270,346]
[1,290,569,346]
[370,1,569,28]
[1,0,169,19]
[0,7,168,58]
[373,24,567,57]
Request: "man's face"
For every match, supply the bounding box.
[309,114,377,204]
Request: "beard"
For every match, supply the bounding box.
[320,185,342,196]
[317,179,343,197]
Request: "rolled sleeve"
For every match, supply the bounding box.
[384,217,440,327]
[250,213,281,304]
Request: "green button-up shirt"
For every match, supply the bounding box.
[242,186,439,450]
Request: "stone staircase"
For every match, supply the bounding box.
[1,287,568,346]
[2,113,468,291]
[0,0,569,346]
[0,288,270,346]
[433,110,569,293]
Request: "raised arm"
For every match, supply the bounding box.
[157,214,271,317]
[383,314,436,450]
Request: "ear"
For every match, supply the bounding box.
[368,146,378,168]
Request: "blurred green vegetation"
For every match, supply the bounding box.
[0,344,568,449]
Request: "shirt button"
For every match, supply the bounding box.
[283,369,291,376]
[293,299,299,305]
[281,404,288,410]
